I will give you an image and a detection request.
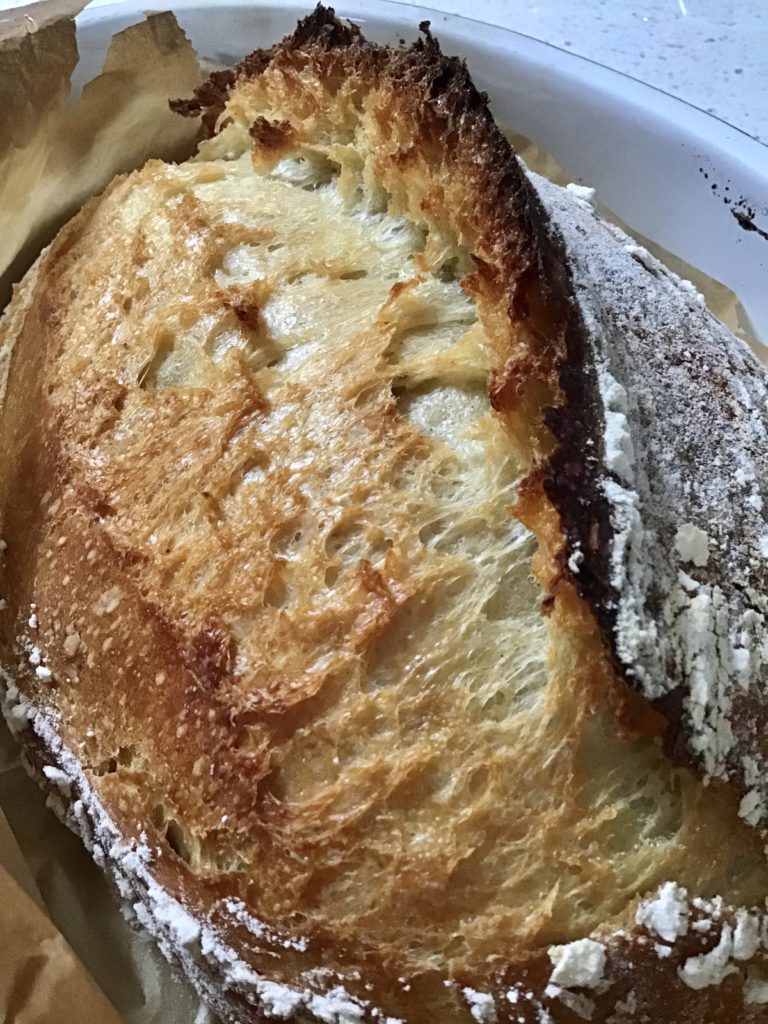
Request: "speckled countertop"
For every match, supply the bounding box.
[397,0,768,145]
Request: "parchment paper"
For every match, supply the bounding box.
[0,2,202,308]
[0,7,761,1024]
[0,857,120,1023]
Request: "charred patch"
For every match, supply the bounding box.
[169,8,361,137]
[188,624,235,690]
[732,207,768,241]
[229,300,262,332]
[169,68,238,134]
[249,117,295,152]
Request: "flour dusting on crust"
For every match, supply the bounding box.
[531,171,768,823]
[0,680,384,1024]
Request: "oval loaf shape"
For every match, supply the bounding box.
[2,7,768,1023]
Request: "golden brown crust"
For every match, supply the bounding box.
[3,7,768,1024]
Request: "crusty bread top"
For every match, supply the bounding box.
[529,171,768,822]
[3,6,768,1023]
[175,7,768,831]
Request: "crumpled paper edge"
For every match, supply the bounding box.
[0,0,86,48]
[0,5,202,310]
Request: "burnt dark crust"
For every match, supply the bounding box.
[169,6,362,133]
[530,198,703,771]
[531,200,617,632]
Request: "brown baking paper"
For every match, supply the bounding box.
[0,1,202,306]
[0,855,121,1023]
[0,723,212,1023]
[0,7,762,1024]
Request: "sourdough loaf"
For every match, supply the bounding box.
[2,6,768,1022]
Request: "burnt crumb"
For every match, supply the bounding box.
[169,4,484,146]
[170,68,239,133]
[732,207,768,241]
[290,4,361,50]
[169,6,361,137]
[229,301,262,331]
[249,117,295,151]
[170,55,270,134]
[188,625,235,690]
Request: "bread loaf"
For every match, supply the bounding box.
[3,7,768,1021]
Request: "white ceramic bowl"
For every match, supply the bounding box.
[74,0,768,342]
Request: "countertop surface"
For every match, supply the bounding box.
[396,0,767,146]
[1,0,766,146]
